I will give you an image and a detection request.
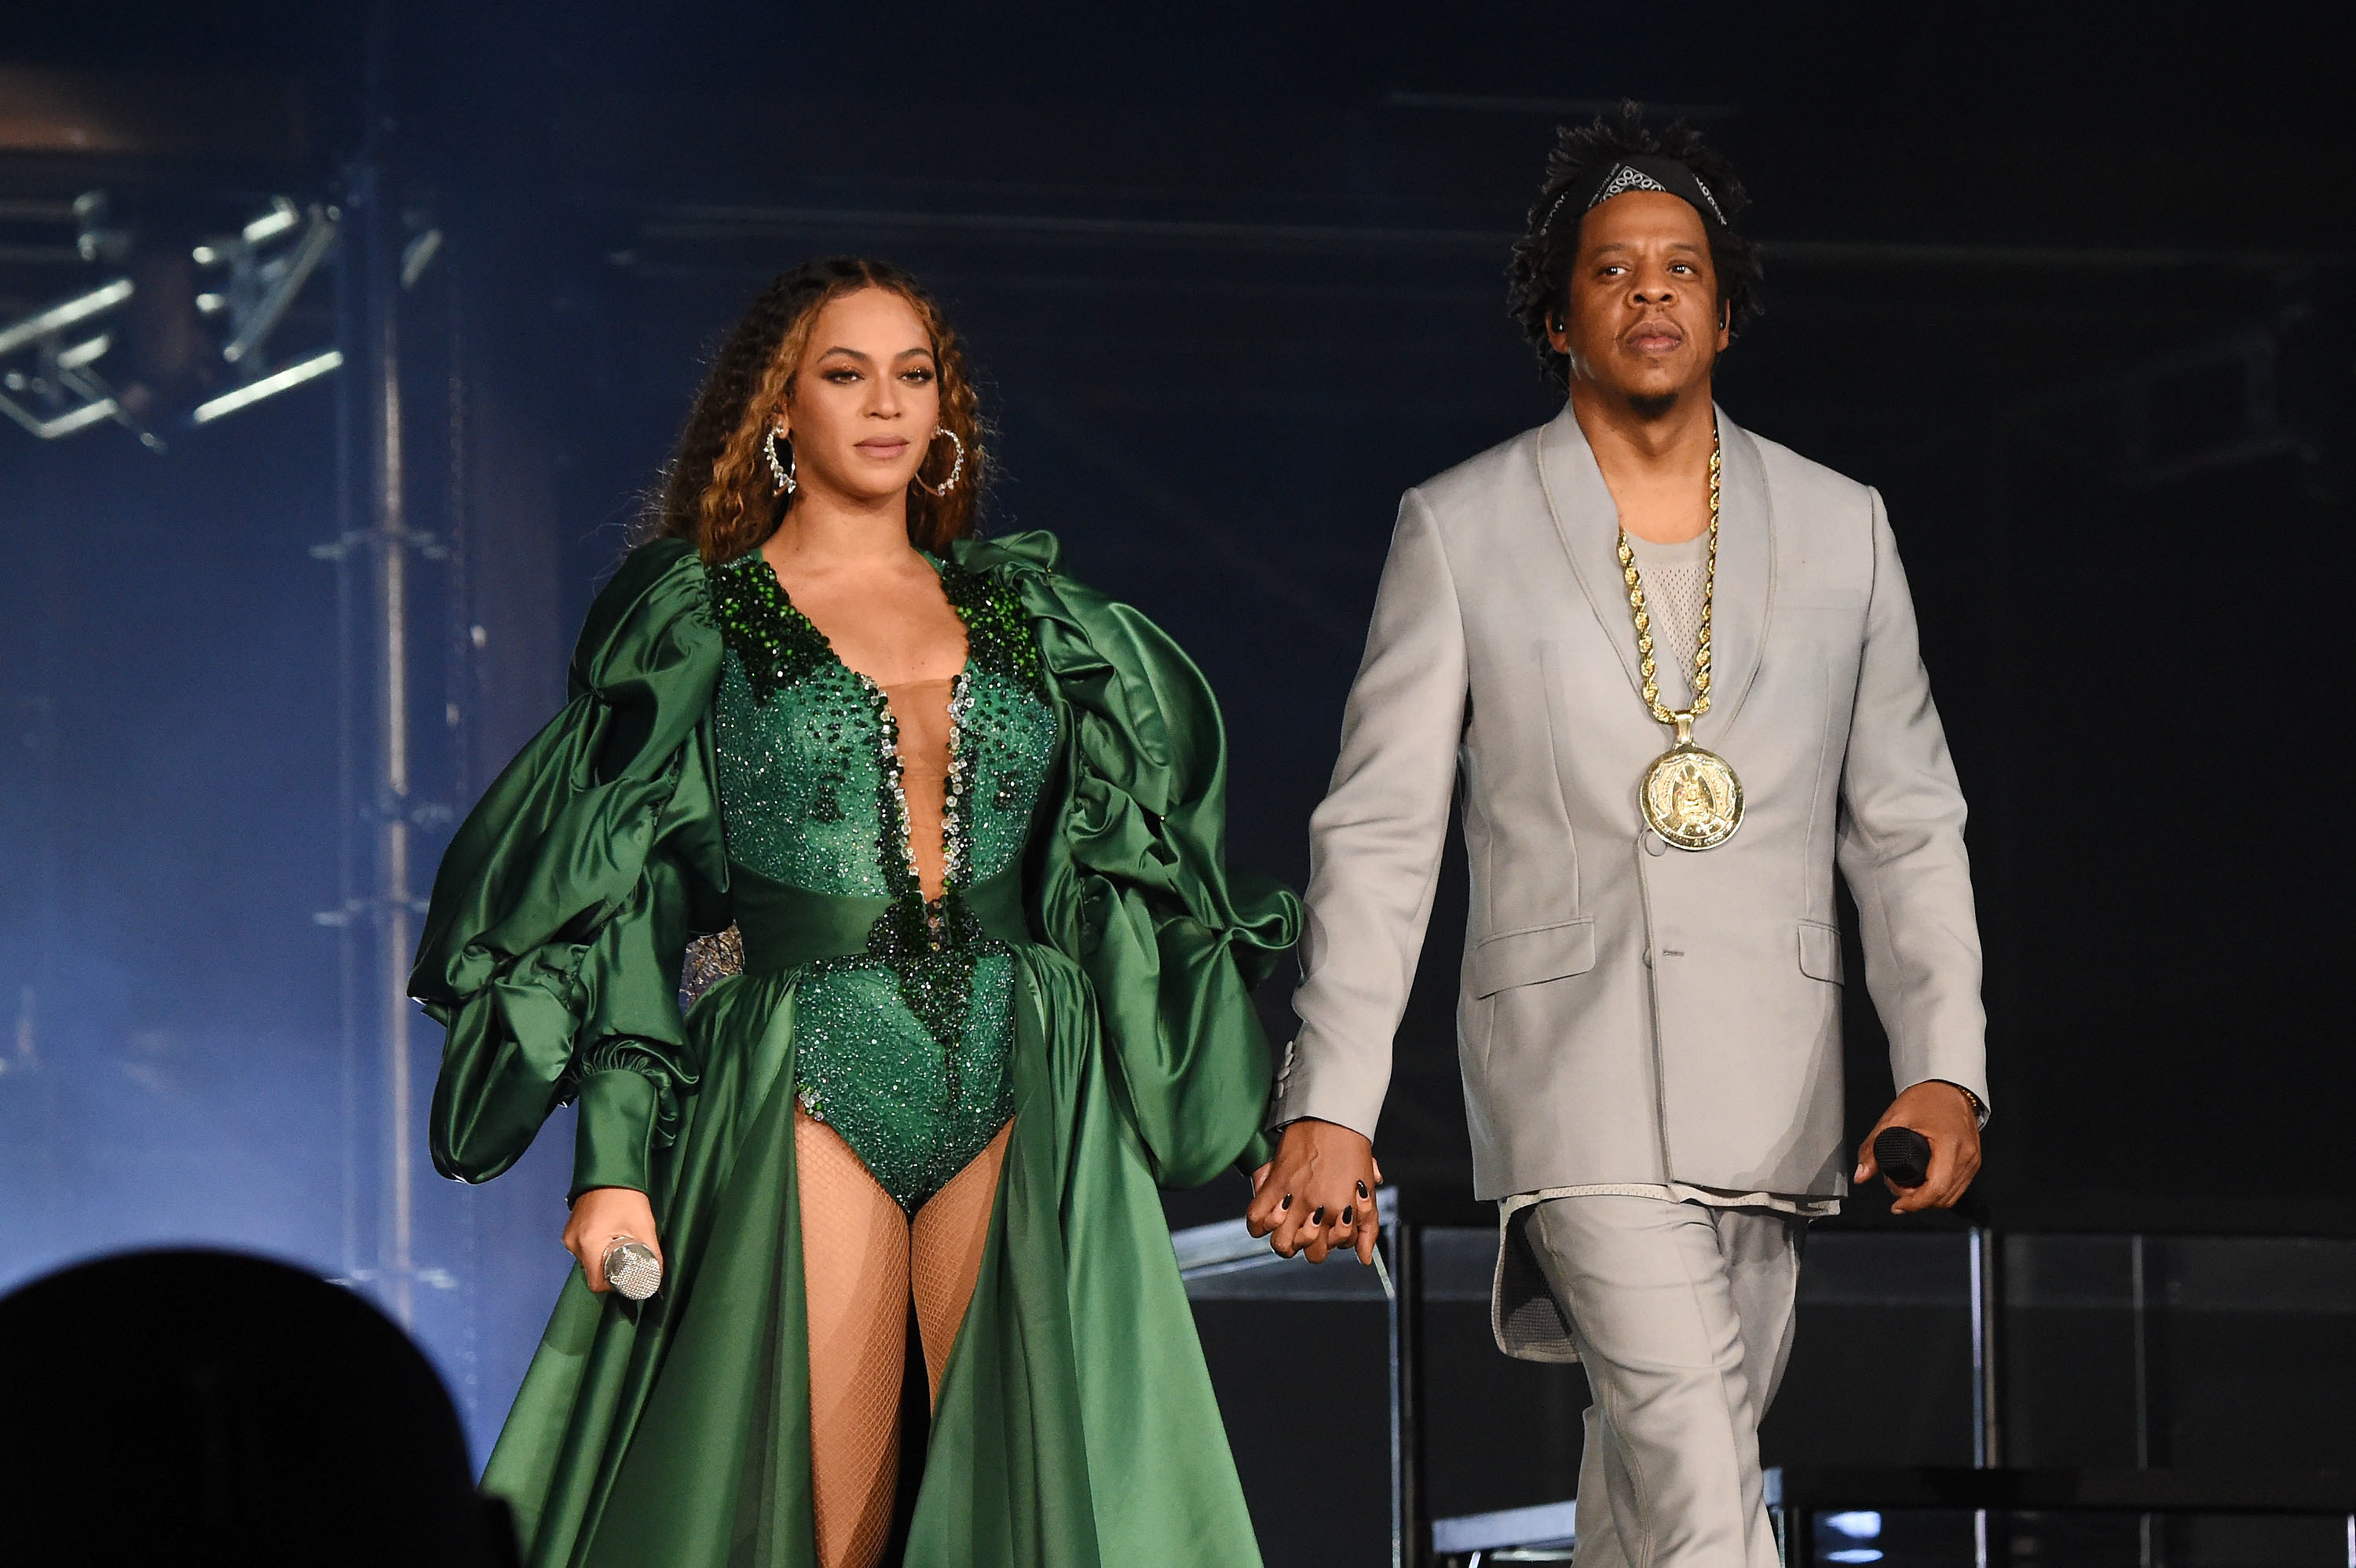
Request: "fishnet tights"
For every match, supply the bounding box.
[795,1108,1011,1568]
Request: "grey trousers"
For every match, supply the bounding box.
[1524,1195,1805,1568]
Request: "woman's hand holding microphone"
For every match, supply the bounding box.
[563,1186,664,1298]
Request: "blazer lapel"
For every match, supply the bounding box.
[1700,408,1772,743]
[1534,400,1778,743]
[1534,404,1649,705]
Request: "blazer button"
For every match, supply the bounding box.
[1641,828,1668,857]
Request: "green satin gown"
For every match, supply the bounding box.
[409,531,1300,1567]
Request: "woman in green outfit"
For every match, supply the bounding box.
[410,257,1299,1568]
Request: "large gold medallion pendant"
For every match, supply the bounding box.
[1641,724,1743,851]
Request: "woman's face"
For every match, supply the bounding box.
[777,286,942,508]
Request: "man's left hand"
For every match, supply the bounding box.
[1854,1080,1982,1215]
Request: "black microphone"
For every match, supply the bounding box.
[1873,1125,1933,1189]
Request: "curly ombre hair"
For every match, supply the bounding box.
[647,257,987,562]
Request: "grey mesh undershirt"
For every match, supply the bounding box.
[1504,528,1840,1221]
[1627,529,1709,712]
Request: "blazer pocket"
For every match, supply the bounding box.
[1798,919,1845,984]
[1469,919,1597,998]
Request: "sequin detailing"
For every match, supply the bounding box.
[788,949,1019,1208]
[709,556,832,703]
[708,551,1057,1211]
[679,923,744,1010]
[939,557,1047,698]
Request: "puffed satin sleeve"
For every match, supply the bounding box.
[410,538,729,1201]
[970,532,1302,1188]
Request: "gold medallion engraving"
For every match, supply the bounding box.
[1641,739,1744,850]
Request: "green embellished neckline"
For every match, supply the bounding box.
[745,553,971,696]
[708,547,1046,709]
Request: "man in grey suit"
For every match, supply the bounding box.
[1245,106,1989,1567]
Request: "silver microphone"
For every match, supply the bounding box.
[601,1236,662,1300]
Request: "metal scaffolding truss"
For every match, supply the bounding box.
[0,154,462,1344]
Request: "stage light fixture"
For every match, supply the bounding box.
[0,277,140,443]
[1822,1511,1884,1563]
[2,190,342,444]
[71,190,130,265]
[0,393,119,440]
[0,276,134,358]
[241,196,302,246]
[399,227,443,289]
[54,333,110,370]
[177,196,343,429]
[191,346,344,425]
[196,198,338,367]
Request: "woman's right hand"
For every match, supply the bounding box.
[562,1186,662,1293]
[1246,1118,1382,1266]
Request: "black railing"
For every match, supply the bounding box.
[1176,1222,2356,1568]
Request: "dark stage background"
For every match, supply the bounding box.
[2,5,2349,1563]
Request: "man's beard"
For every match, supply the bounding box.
[1626,388,1682,421]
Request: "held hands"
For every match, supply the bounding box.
[1855,1080,1983,1215]
[563,1186,662,1294]
[1246,1118,1383,1266]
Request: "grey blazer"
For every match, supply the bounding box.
[1274,405,1988,1202]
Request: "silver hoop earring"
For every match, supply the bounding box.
[764,424,796,496]
[914,426,966,498]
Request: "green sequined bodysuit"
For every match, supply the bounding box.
[707,553,1057,1212]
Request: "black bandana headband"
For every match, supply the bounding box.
[1543,152,1729,236]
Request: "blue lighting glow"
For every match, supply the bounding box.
[1825,1511,1884,1539]
[1825,1552,1884,1564]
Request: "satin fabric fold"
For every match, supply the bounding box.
[412,532,1298,1566]
[982,532,1297,1182]
[414,540,729,1187]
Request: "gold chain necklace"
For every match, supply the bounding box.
[1616,429,1744,850]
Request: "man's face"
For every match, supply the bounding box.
[1548,190,1729,410]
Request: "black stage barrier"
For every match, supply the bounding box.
[1177,1219,2356,1568]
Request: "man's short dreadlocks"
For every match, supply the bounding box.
[1506,100,1764,390]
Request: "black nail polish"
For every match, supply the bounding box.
[1342,1205,1355,1225]
[1356,1180,1370,1199]
[1280,1194,1293,1212]
[1311,1207,1326,1226]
